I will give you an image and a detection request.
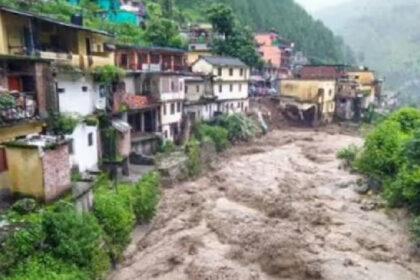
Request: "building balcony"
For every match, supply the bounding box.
[39,51,72,63]
[0,95,38,126]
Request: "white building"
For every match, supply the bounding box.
[184,75,218,122]
[56,73,105,172]
[192,56,250,115]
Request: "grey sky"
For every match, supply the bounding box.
[295,0,351,12]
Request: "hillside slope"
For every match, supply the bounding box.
[317,0,420,103]
[176,0,355,65]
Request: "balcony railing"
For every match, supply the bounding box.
[0,96,37,125]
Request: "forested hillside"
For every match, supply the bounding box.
[175,0,355,64]
[318,0,420,104]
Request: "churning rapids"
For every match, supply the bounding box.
[109,129,420,280]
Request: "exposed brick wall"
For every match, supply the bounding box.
[42,144,71,202]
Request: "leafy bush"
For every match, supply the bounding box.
[42,202,109,276]
[185,138,201,178]
[93,186,135,261]
[159,140,175,154]
[337,144,360,168]
[4,254,88,280]
[195,124,229,152]
[91,65,125,84]
[355,120,407,178]
[0,214,45,274]
[132,172,160,223]
[388,107,420,134]
[410,216,420,244]
[212,113,256,142]
[52,113,80,135]
[0,94,15,108]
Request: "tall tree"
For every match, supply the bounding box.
[207,3,235,37]
[159,0,175,18]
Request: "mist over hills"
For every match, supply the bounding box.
[317,0,420,104]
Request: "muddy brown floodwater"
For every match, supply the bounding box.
[109,129,420,280]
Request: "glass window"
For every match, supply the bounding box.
[171,103,175,114]
[177,102,181,112]
[219,84,222,93]
[230,84,233,92]
[229,68,233,76]
[88,133,93,147]
[218,68,222,76]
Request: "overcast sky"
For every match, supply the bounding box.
[295,0,351,13]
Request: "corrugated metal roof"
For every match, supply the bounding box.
[201,56,246,67]
[116,44,186,53]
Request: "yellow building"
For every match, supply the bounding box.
[5,136,71,202]
[279,79,336,125]
[346,69,378,108]
[0,7,114,70]
[187,49,212,65]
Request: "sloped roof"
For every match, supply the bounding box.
[200,56,246,67]
[0,6,110,36]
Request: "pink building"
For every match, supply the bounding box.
[255,32,282,68]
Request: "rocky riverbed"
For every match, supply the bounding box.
[109,129,420,280]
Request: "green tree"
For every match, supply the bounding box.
[212,26,263,68]
[159,0,175,18]
[145,18,184,47]
[207,3,235,37]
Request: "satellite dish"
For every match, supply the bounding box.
[95,99,106,110]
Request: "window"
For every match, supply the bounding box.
[57,87,65,94]
[171,103,175,114]
[163,104,167,115]
[164,131,168,139]
[240,68,244,76]
[219,84,222,93]
[185,85,189,94]
[196,85,200,93]
[0,147,7,172]
[82,86,88,92]
[218,67,222,76]
[229,84,233,92]
[229,68,233,76]
[121,54,128,66]
[88,133,93,147]
[329,89,333,97]
[171,80,175,91]
[177,102,181,112]
[68,140,74,155]
[180,82,183,92]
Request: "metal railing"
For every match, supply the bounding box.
[0,95,37,125]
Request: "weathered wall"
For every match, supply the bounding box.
[6,147,44,199]
[68,123,99,172]
[0,121,43,143]
[42,144,71,202]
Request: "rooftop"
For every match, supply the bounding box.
[0,6,110,36]
[5,135,68,149]
[199,56,247,67]
[117,44,186,54]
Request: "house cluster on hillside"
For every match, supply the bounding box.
[279,65,382,125]
[0,7,251,202]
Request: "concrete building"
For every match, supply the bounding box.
[0,7,115,70]
[115,45,187,72]
[255,31,294,79]
[279,79,336,126]
[4,135,71,202]
[0,56,56,192]
[192,56,250,115]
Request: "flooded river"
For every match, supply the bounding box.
[110,129,420,280]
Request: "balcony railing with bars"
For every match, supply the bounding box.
[0,95,38,125]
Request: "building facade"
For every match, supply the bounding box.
[192,56,250,115]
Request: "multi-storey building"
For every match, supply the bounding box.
[192,56,250,114]
[115,45,187,72]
